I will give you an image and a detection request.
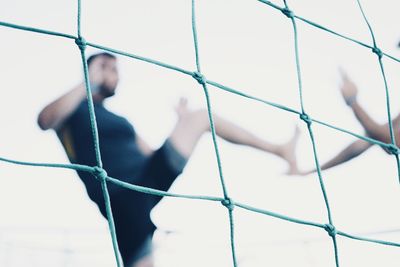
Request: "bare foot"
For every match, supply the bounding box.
[289,168,314,176]
[175,97,189,119]
[278,126,300,175]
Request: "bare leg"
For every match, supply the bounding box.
[168,98,299,173]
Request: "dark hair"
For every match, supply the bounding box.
[87,52,116,67]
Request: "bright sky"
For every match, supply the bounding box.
[0,0,400,266]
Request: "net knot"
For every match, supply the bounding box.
[92,166,108,182]
[192,71,207,85]
[75,37,87,50]
[221,198,235,211]
[386,144,399,155]
[372,46,383,58]
[281,8,294,19]
[324,223,337,237]
[300,113,312,126]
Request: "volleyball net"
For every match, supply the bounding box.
[0,0,399,266]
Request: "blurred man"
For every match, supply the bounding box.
[37,52,299,267]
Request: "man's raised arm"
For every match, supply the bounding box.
[339,70,395,144]
[37,82,87,131]
[37,56,104,131]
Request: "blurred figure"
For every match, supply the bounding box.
[37,52,299,267]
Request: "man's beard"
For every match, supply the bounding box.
[99,84,116,98]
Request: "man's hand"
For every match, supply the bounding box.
[88,56,105,93]
[339,69,358,106]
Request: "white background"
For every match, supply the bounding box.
[0,0,400,266]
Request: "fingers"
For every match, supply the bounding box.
[338,67,349,81]
[175,97,188,111]
[175,97,190,118]
[178,97,188,107]
[294,125,300,138]
[338,67,359,103]
[338,68,357,93]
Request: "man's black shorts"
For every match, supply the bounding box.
[103,140,187,266]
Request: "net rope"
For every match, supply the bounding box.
[0,0,399,266]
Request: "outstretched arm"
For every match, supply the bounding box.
[300,139,372,175]
[37,82,87,130]
[339,71,396,144]
[37,57,104,131]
